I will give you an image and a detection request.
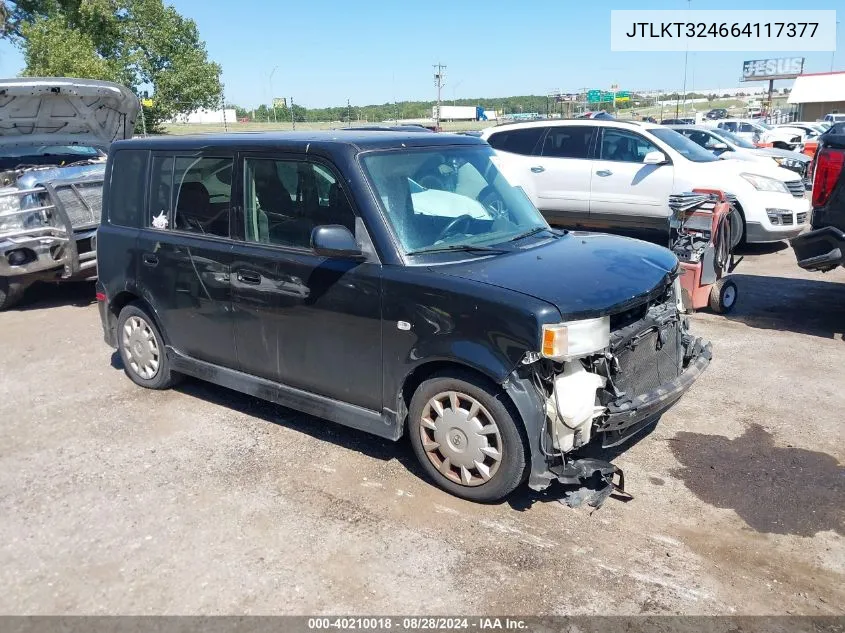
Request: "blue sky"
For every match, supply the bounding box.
[0,0,841,108]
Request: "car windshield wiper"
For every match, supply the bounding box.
[506,226,554,242]
[406,243,510,256]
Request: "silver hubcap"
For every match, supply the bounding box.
[121,316,160,380]
[420,391,503,487]
[723,284,736,307]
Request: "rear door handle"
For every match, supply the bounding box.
[530,166,545,173]
[142,253,158,267]
[237,270,262,285]
[596,170,613,177]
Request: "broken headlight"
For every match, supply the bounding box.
[541,317,610,362]
[0,208,48,236]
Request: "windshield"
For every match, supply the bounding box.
[650,128,719,162]
[361,145,549,254]
[711,129,756,149]
[0,145,103,170]
[756,121,772,130]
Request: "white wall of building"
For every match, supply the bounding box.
[170,108,237,124]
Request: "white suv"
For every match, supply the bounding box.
[480,120,810,243]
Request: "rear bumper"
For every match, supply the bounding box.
[597,337,712,448]
[791,225,845,272]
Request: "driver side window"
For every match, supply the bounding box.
[242,157,356,249]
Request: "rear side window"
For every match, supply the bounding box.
[540,126,595,159]
[486,127,545,155]
[599,129,659,163]
[173,157,233,237]
[107,150,148,227]
[147,154,233,237]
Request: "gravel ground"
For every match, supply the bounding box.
[0,242,842,616]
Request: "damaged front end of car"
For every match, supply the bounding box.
[505,271,712,500]
[0,167,105,283]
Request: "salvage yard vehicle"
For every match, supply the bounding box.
[96,131,711,502]
[792,124,845,272]
[668,125,811,184]
[0,77,139,309]
[710,119,801,150]
[481,119,810,244]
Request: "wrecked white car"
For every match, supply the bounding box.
[0,77,139,309]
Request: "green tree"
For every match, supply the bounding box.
[6,0,222,134]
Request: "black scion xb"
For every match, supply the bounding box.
[96,131,711,501]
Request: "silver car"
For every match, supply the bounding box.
[0,77,139,309]
[669,125,810,186]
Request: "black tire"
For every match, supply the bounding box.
[0,278,27,311]
[732,203,748,247]
[116,302,179,389]
[709,278,738,314]
[408,370,528,502]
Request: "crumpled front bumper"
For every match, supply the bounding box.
[597,337,712,447]
[507,334,712,493]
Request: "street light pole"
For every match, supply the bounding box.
[269,66,279,124]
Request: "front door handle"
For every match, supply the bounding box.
[142,253,158,267]
[237,270,262,285]
[596,169,613,177]
[530,166,545,173]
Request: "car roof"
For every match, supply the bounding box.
[481,118,658,136]
[112,130,483,152]
[667,125,715,132]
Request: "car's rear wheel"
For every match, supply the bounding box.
[408,371,527,502]
[117,303,179,389]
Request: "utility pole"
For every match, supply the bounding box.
[347,99,351,124]
[677,0,691,119]
[291,96,295,130]
[269,66,279,124]
[433,63,446,130]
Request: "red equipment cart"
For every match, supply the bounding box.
[669,189,744,314]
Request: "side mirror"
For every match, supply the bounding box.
[311,225,364,259]
[643,151,668,165]
[712,142,729,151]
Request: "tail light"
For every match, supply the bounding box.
[812,148,845,208]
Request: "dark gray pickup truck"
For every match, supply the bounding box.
[792,124,845,272]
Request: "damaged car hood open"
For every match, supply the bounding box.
[436,232,679,320]
[0,77,140,151]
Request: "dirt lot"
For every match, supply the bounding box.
[0,242,843,616]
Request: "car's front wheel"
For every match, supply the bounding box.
[117,303,179,390]
[0,278,27,311]
[408,371,528,502]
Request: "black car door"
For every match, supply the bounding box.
[230,152,382,412]
[136,151,237,368]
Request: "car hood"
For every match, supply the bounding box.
[435,232,678,319]
[689,156,801,182]
[750,147,810,162]
[0,77,139,150]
